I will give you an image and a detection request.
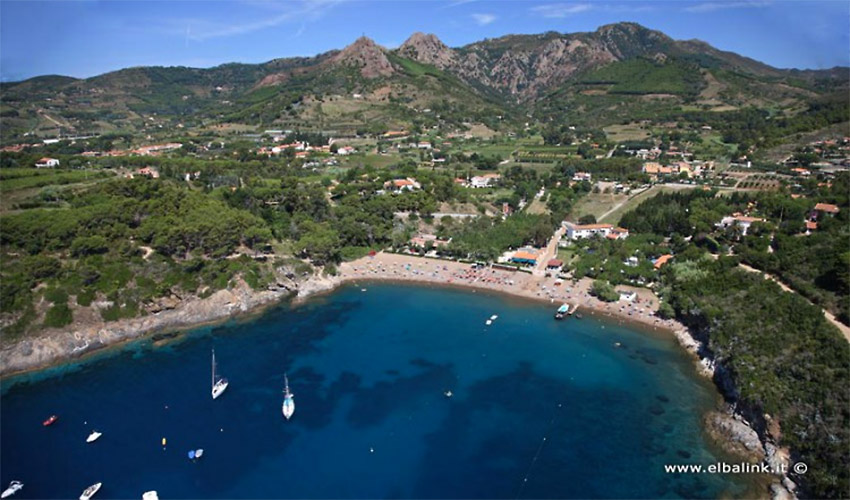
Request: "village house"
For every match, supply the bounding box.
[572,172,592,182]
[470,173,501,188]
[716,214,766,235]
[546,259,563,271]
[417,142,432,149]
[653,254,673,269]
[384,177,421,193]
[563,222,630,241]
[136,166,160,178]
[642,162,674,178]
[813,202,840,217]
[35,157,60,168]
[336,146,356,156]
[409,234,451,249]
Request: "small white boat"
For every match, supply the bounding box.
[142,491,159,500]
[211,348,229,400]
[485,320,492,326]
[282,374,295,420]
[444,390,453,398]
[490,315,498,321]
[86,431,102,443]
[79,482,102,500]
[195,448,204,458]
[1,481,23,499]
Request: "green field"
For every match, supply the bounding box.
[0,169,114,193]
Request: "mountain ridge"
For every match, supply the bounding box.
[1,22,847,141]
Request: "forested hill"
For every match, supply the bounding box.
[1,23,847,142]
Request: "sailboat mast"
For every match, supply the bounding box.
[211,349,216,389]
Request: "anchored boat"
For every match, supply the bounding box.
[79,482,101,500]
[282,374,295,420]
[1,481,23,499]
[555,303,570,320]
[211,348,229,400]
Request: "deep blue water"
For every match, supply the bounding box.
[1,283,752,499]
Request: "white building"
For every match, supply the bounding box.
[716,215,766,236]
[563,222,630,241]
[572,172,592,182]
[470,173,501,188]
[35,157,60,168]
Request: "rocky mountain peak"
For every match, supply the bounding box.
[333,36,394,78]
[397,32,457,69]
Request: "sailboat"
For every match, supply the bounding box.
[282,374,295,420]
[211,349,229,400]
[1,481,23,499]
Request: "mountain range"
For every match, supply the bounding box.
[1,22,847,140]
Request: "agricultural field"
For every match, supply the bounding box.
[0,168,114,194]
[603,123,651,141]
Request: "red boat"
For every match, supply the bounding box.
[42,415,58,427]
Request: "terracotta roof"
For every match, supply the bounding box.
[547,259,563,267]
[814,203,840,213]
[735,216,765,223]
[570,223,613,230]
[806,221,818,230]
[512,251,539,261]
[653,254,673,269]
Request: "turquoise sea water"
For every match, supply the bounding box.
[1,283,751,498]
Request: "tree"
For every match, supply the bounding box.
[578,214,597,225]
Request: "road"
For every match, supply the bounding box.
[738,263,850,343]
[533,226,566,276]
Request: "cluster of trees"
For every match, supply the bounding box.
[661,256,849,499]
[0,178,276,335]
[440,214,553,262]
[555,157,649,183]
[601,180,850,497]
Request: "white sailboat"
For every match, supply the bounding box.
[282,374,295,420]
[211,349,228,400]
[1,481,23,499]
[86,430,102,443]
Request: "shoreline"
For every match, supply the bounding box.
[0,251,793,497]
[0,252,703,380]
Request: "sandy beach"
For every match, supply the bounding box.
[336,252,678,326]
[328,252,702,356]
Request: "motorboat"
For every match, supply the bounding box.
[282,374,295,420]
[42,415,58,427]
[86,431,102,443]
[555,303,569,320]
[1,481,23,499]
[79,482,102,500]
[142,491,159,500]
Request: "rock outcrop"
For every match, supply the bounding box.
[332,36,394,78]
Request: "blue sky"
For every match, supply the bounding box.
[1,0,847,82]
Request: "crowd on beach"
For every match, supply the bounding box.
[338,252,683,333]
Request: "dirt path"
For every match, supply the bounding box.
[738,263,850,342]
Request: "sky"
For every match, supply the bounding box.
[1,0,848,82]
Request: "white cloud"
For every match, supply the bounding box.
[471,13,497,25]
[684,1,770,13]
[530,3,593,18]
[181,0,343,42]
